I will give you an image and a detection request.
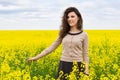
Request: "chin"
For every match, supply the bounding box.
[69,24,74,26]
[70,25,75,27]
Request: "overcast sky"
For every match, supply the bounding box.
[0,0,120,30]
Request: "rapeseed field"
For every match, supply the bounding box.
[0,30,120,80]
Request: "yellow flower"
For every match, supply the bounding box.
[1,63,10,73]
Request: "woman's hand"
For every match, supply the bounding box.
[84,68,89,76]
[26,57,36,63]
[83,63,89,76]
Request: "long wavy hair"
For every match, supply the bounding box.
[59,7,83,39]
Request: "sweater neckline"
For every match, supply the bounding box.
[68,31,83,35]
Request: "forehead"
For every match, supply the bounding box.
[68,11,77,16]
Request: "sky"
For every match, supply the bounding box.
[0,0,120,30]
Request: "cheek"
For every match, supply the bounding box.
[74,18,78,23]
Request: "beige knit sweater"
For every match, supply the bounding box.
[34,31,89,64]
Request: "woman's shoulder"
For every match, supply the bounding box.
[82,31,88,36]
[81,31,88,39]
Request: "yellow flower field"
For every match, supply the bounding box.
[0,30,120,80]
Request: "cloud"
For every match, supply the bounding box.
[0,5,19,11]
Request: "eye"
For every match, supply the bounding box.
[71,16,75,18]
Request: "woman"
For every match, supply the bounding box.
[27,7,89,79]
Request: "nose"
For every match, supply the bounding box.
[68,17,72,21]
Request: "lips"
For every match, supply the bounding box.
[68,21,73,24]
[69,22,74,25]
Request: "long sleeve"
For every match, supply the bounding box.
[83,32,89,64]
[33,36,62,60]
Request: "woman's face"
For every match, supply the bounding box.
[67,11,79,28]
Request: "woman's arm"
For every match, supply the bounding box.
[82,32,89,75]
[27,36,62,61]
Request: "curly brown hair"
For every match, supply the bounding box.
[59,7,83,39]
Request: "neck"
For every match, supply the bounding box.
[70,26,81,32]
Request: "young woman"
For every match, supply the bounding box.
[27,7,89,79]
